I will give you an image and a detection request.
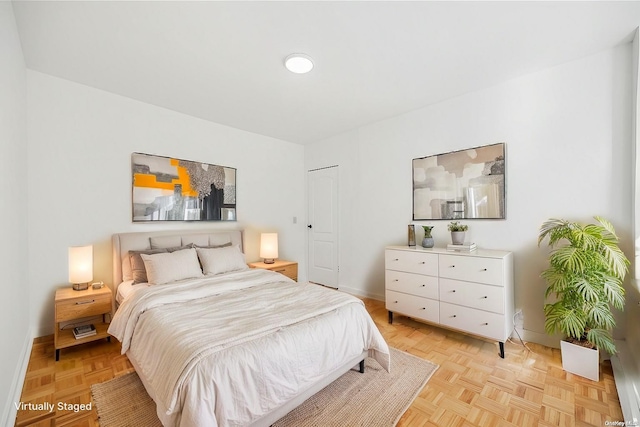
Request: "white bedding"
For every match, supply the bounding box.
[109,269,390,427]
[116,280,149,304]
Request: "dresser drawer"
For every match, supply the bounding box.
[55,293,111,322]
[385,249,438,276]
[439,278,505,314]
[386,270,438,300]
[386,290,439,324]
[438,254,504,286]
[439,302,507,341]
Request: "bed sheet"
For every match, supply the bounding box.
[116,280,150,305]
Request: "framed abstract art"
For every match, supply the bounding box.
[131,152,237,222]
[412,143,505,220]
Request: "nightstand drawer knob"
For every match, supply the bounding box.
[75,300,95,305]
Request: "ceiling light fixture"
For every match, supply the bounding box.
[284,53,314,74]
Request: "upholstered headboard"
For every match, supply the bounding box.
[112,229,244,292]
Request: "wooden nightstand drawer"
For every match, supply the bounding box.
[270,263,297,281]
[248,260,298,282]
[56,293,111,321]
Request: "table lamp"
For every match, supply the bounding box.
[260,233,278,264]
[69,245,93,291]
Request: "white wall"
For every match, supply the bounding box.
[0,3,30,425]
[27,71,306,336]
[305,45,633,345]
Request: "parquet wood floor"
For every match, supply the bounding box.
[15,297,623,426]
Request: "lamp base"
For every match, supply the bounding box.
[72,283,89,291]
[263,258,275,264]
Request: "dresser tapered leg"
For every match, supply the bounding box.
[388,311,393,324]
[499,342,505,358]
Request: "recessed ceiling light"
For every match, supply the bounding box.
[284,54,314,74]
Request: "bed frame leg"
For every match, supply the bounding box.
[359,359,365,373]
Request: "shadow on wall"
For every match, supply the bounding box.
[514,242,548,335]
[363,249,387,300]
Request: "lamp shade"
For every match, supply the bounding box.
[260,233,278,263]
[69,245,93,284]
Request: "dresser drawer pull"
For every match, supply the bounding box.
[451,290,456,293]
[452,315,457,318]
[421,307,426,310]
[394,279,399,282]
[421,284,426,287]
[420,261,426,264]
[482,296,488,299]
[75,300,95,305]
[394,300,398,304]
[393,258,399,261]
[483,322,489,325]
[450,265,455,268]
[481,268,487,271]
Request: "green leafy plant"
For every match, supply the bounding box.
[538,216,628,354]
[447,221,468,232]
[422,226,434,238]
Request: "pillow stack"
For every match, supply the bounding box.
[127,243,248,286]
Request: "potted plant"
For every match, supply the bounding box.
[422,226,434,248]
[448,221,468,245]
[538,216,628,381]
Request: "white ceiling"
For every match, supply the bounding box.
[12,1,640,145]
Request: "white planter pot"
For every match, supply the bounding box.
[451,231,466,245]
[560,340,599,381]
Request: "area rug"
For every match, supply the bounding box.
[91,347,438,427]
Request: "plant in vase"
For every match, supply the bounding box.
[538,216,628,381]
[422,226,434,248]
[447,221,468,245]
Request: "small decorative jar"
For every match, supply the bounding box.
[422,226,434,248]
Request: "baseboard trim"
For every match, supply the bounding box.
[611,339,640,424]
[339,285,384,301]
[2,327,34,427]
[516,328,561,349]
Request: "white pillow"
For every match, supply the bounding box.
[141,248,203,285]
[196,245,248,275]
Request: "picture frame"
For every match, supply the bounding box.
[412,143,505,220]
[131,152,237,222]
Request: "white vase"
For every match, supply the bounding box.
[560,340,600,381]
[451,231,465,245]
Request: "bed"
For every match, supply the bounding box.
[108,229,390,427]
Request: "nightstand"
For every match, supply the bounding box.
[54,285,112,361]
[248,260,298,282]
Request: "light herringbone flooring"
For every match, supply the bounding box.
[15,297,623,426]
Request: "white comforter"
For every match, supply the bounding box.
[108,269,390,427]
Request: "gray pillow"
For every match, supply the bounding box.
[129,249,168,284]
[129,245,197,284]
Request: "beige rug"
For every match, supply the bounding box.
[91,347,438,427]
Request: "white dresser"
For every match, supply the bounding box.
[385,245,514,358]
